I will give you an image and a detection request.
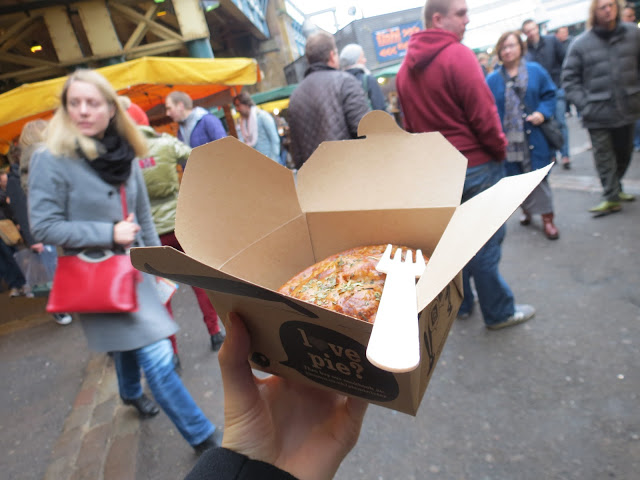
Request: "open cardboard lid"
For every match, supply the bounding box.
[297,111,468,212]
[174,138,301,270]
[415,163,553,311]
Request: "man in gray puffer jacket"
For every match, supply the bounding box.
[288,31,370,169]
[562,0,640,216]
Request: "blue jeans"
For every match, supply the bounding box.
[555,89,569,159]
[458,161,515,326]
[114,339,215,446]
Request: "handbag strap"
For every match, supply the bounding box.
[120,184,128,219]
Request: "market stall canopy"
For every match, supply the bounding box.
[0,56,261,148]
[374,62,402,79]
[253,84,297,114]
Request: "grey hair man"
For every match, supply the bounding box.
[339,43,387,111]
[165,91,226,149]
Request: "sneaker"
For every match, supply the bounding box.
[9,286,33,298]
[53,313,73,325]
[210,332,226,352]
[618,192,636,202]
[589,200,622,217]
[457,305,473,319]
[487,304,535,331]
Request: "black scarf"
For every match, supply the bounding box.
[82,122,135,185]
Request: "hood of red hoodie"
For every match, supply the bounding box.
[404,29,460,71]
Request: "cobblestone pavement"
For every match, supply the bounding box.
[43,354,140,480]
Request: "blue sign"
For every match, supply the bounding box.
[373,20,421,63]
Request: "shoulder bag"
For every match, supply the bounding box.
[0,218,23,246]
[538,116,564,151]
[46,185,141,314]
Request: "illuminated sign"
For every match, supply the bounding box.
[373,21,421,63]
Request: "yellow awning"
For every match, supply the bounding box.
[0,56,260,145]
[258,98,290,114]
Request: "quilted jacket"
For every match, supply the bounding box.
[287,63,370,168]
[562,22,640,129]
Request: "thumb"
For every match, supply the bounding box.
[125,213,135,223]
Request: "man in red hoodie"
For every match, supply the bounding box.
[397,0,535,330]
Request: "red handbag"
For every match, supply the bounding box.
[46,186,141,314]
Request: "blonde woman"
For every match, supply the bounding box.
[28,69,221,453]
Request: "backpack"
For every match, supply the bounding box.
[360,74,373,110]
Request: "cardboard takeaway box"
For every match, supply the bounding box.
[131,111,549,415]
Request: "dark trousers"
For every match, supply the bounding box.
[0,240,25,289]
[588,124,634,201]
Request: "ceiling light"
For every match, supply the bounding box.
[30,42,42,53]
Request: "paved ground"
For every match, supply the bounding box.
[1,114,639,480]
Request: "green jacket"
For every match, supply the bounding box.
[138,126,191,235]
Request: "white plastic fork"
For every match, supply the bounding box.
[366,244,426,373]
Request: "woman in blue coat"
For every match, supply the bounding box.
[487,31,559,240]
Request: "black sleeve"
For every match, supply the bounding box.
[6,172,36,246]
[185,448,300,480]
[555,37,567,65]
[0,188,17,223]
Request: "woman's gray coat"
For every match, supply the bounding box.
[28,148,178,352]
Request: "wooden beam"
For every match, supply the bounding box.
[173,0,211,41]
[123,3,159,51]
[0,50,60,68]
[125,39,185,58]
[0,65,67,82]
[0,16,38,48]
[1,22,41,53]
[40,6,83,62]
[223,104,238,138]
[75,1,122,57]
[108,1,184,41]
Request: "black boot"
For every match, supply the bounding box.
[194,427,224,455]
[210,332,226,352]
[122,393,160,418]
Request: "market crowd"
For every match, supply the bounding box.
[0,0,638,479]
